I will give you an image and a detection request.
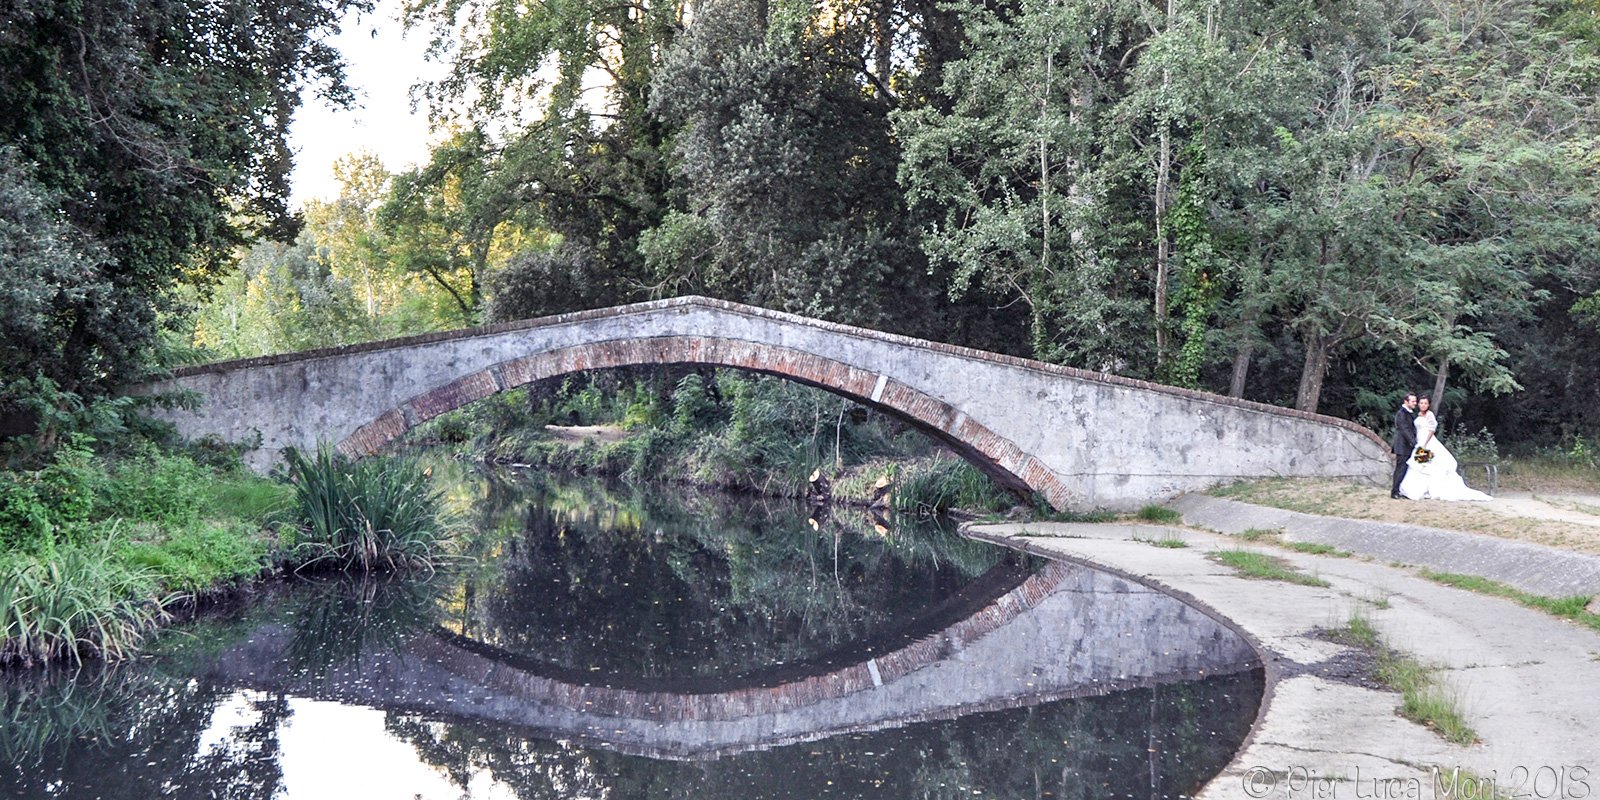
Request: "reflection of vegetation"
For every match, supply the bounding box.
[382,670,1264,799]
[0,664,291,798]
[438,469,1022,679]
[0,666,140,767]
[281,572,449,679]
[0,474,1263,798]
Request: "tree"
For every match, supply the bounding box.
[0,0,366,414]
[404,0,682,320]
[643,0,933,331]
[378,132,522,325]
[895,0,1150,368]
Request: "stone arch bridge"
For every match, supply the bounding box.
[141,296,1388,510]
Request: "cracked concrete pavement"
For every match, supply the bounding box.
[964,518,1600,800]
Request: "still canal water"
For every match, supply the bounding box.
[0,467,1263,799]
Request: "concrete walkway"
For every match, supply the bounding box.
[1171,494,1600,597]
[965,518,1600,800]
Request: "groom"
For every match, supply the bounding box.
[1391,392,1418,499]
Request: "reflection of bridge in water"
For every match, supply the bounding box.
[197,561,1259,760]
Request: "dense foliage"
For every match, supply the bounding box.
[335,0,1599,447]
[0,0,368,413]
[6,0,1599,453]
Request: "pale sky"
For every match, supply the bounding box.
[288,0,443,207]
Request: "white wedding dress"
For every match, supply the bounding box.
[1398,411,1491,502]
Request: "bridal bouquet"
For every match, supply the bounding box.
[1413,447,1434,463]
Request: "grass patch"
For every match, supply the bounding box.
[891,457,1016,515]
[0,439,292,666]
[1135,536,1189,549]
[1207,549,1330,587]
[1418,571,1600,633]
[1333,613,1478,745]
[0,541,173,666]
[1283,541,1353,557]
[1031,508,1120,524]
[1135,505,1182,524]
[1203,476,1600,555]
[1498,455,1600,494]
[1237,528,1282,542]
[114,519,272,594]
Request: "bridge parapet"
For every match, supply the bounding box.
[140,295,1389,510]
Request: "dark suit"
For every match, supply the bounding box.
[1391,406,1417,497]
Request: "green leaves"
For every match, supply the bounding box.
[283,446,452,572]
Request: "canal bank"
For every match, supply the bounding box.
[966,511,1600,800]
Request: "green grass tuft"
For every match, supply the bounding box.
[1135,536,1189,549]
[1335,613,1478,746]
[1135,505,1182,524]
[1419,571,1600,633]
[1236,528,1282,542]
[1207,549,1330,587]
[0,540,173,666]
[1283,541,1353,557]
[892,457,1017,515]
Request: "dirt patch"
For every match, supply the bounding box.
[1291,628,1390,691]
[544,424,628,447]
[1211,478,1600,555]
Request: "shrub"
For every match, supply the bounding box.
[114,519,271,593]
[0,474,52,552]
[283,447,450,572]
[96,446,208,526]
[1449,425,1500,462]
[0,437,106,553]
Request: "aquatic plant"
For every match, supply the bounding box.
[283,446,451,572]
[891,457,1016,515]
[0,538,171,666]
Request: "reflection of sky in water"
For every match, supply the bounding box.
[198,691,522,800]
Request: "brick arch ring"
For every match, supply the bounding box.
[334,335,1075,509]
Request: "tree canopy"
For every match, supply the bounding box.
[8,0,1599,450]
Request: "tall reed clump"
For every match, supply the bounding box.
[893,457,1017,515]
[283,447,451,572]
[0,540,172,666]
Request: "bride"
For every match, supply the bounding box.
[1398,397,1491,502]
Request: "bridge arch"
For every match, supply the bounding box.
[142,296,1390,510]
[336,335,1052,502]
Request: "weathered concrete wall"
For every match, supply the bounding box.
[137,295,1389,510]
[195,561,1260,760]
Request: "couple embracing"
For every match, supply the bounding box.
[1390,392,1490,502]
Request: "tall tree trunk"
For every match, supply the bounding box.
[1039,50,1053,288]
[1154,124,1172,368]
[1152,0,1176,369]
[874,0,893,90]
[1295,334,1331,412]
[1229,341,1253,398]
[1431,357,1450,413]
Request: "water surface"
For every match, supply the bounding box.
[0,469,1262,799]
